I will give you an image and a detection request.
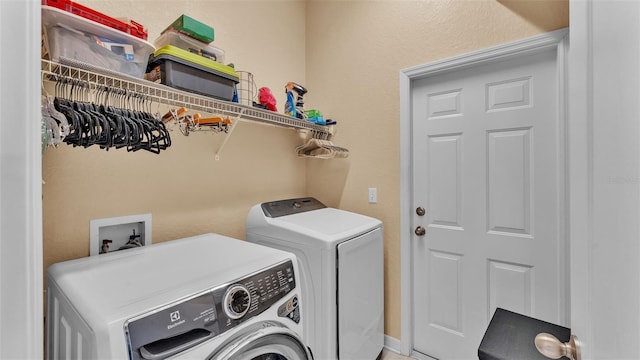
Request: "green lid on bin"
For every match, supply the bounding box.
[153,45,238,81]
[162,14,214,44]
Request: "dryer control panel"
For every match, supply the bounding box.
[124,259,296,360]
[261,197,326,218]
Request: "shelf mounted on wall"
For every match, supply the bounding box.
[41,59,349,159]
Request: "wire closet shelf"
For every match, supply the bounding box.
[40,59,333,137]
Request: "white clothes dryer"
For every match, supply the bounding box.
[246,197,384,360]
[46,233,312,360]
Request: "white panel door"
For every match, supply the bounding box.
[411,49,565,359]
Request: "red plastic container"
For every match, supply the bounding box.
[42,0,148,40]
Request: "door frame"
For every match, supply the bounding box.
[398,28,569,356]
[0,0,44,358]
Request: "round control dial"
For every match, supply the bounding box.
[223,284,251,319]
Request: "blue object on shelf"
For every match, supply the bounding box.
[307,116,326,125]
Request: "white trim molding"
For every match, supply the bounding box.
[384,334,404,355]
[567,0,593,356]
[0,0,43,358]
[398,28,569,357]
[401,29,568,80]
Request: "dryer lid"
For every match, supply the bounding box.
[266,207,382,243]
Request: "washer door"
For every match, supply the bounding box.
[207,322,312,360]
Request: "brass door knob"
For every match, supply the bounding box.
[415,226,426,236]
[535,333,581,360]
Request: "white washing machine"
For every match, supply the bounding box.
[46,233,312,359]
[246,197,384,360]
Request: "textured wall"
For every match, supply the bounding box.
[42,0,568,345]
[42,1,307,268]
[305,0,568,340]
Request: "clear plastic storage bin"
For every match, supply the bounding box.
[154,30,225,64]
[42,6,155,78]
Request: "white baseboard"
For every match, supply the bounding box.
[384,335,405,355]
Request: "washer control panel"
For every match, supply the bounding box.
[261,197,326,218]
[218,259,296,330]
[125,259,296,360]
[223,284,251,319]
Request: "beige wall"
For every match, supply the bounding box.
[304,0,568,340]
[42,0,567,343]
[43,1,307,264]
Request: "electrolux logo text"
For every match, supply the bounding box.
[168,310,185,330]
[170,311,180,322]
